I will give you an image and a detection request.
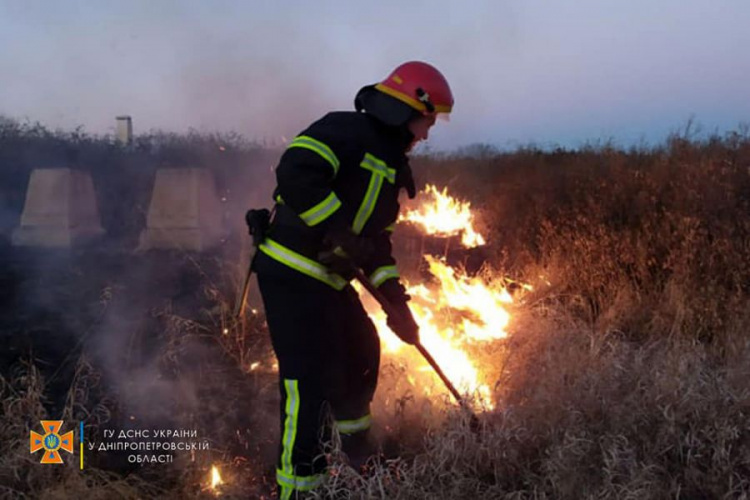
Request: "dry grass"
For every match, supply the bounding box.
[3,125,750,498]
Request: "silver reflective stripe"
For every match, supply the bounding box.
[276,469,324,492]
[299,191,341,226]
[259,238,347,290]
[360,153,396,184]
[280,379,300,475]
[288,135,340,175]
[336,413,372,434]
[352,153,394,235]
[352,172,384,235]
[369,265,399,288]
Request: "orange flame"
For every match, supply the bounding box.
[360,256,525,410]
[399,184,486,247]
[210,465,223,490]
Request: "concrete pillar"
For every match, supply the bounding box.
[116,116,133,146]
[138,168,224,251]
[12,168,105,247]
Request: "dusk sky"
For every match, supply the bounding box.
[1,1,748,151]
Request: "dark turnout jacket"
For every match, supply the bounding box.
[255,111,415,301]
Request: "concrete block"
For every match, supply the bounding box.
[12,168,105,247]
[138,168,224,251]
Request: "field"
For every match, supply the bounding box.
[1,118,750,499]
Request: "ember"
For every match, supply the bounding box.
[210,465,223,491]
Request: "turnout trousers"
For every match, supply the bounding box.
[256,254,380,499]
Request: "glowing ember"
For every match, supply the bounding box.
[399,184,486,248]
[249,361,261,371]
[210,465,223,490]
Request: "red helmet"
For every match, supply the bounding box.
[355,61,453,126]
[375,61,454,114]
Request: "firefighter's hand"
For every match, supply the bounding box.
[387,305,420,345]
[318,250,357,279]
[324,228,375,265]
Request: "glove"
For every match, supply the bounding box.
[318,249,357,279]
[386,301,420,345]
[379,280,419,344]
[323,228,375,265]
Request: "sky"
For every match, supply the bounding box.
[1,0,749,151]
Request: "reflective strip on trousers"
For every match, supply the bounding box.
[280,379,300,475]
[288,135,340,175]
[336,413,372,435]
[259,238,347,290]
[369,265,399,288]
[277,469,324,496]
[299,191,342,226]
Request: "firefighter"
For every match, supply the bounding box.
[253,61,453,499]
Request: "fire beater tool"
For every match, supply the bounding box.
[352,269,480,431]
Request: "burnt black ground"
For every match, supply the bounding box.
[1,241,203,405]
[0,237,278,490]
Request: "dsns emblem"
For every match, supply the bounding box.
[30,420,74,464]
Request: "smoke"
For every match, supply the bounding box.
[0,1,522,150]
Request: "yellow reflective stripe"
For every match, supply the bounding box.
[280,379,300,475]
[275,193,284,205]
[385,223,396,233]
[353,170,384,235]
[360,153,396,184]
[276,469,324,492]
[374,82,453,113]
[336,414,372,434]
[369,265,399,288]
[280,484,292,500]
[288,135,340,175]
[299,191,341,226]
[283,382,299,474]
[352,153,394,235]
[259,238,347,290]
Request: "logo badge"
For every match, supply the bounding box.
[30,420,74,464]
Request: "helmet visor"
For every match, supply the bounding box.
[436,112,451,122]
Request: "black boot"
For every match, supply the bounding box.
[340,430,378,472]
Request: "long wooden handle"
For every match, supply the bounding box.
[234,247,257,319]
[352,269,468,409]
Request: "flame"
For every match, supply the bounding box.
[210,465,223,490]
[359,256,525,410]
[399,184,486,247]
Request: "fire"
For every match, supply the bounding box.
[359,184,531,411]
[210,465,223,490]
[360,256,524,410]
[399,184,486,248]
